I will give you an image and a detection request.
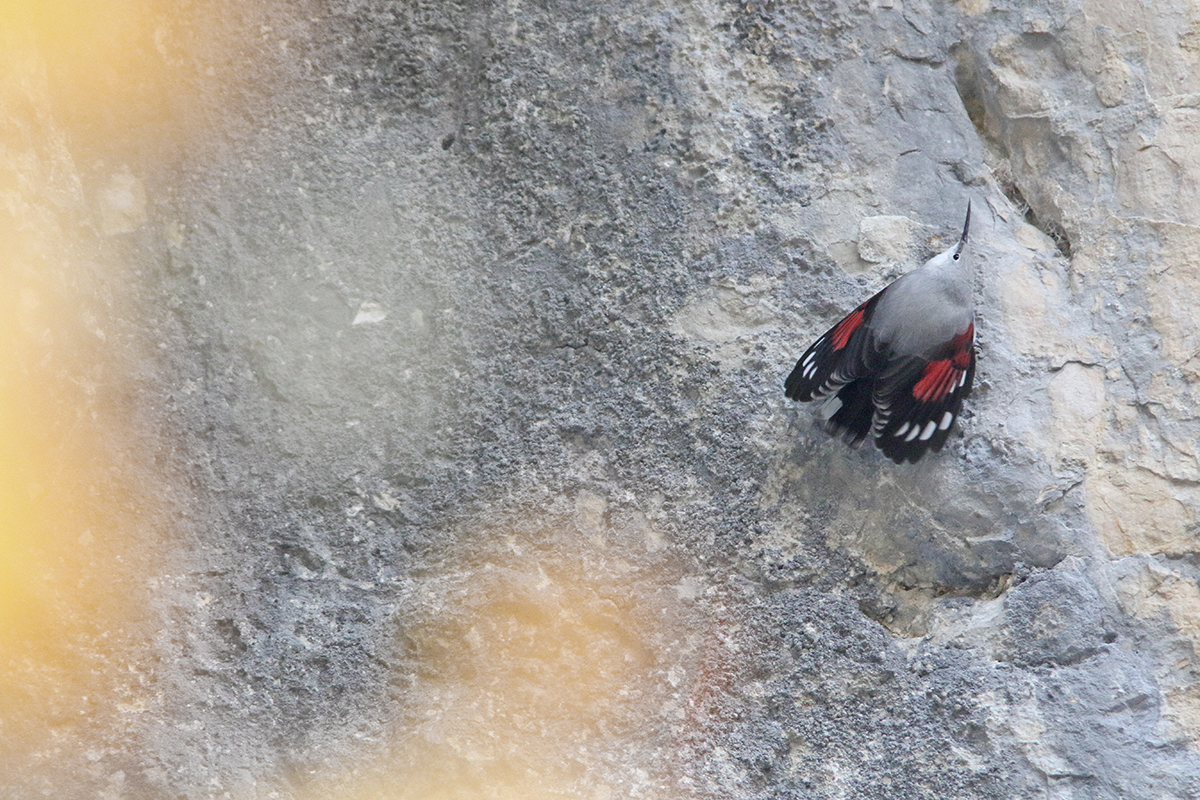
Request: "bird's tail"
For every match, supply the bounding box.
[817,378,875,448]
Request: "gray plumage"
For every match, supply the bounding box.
[785,203,976,464]
[871,210,973,357]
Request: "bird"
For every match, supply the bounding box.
[784,203,976,464]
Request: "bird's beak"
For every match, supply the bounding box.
[954,200,971,258]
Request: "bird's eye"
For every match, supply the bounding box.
[952,253,960,260]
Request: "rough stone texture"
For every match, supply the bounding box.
[4,0,1200,798]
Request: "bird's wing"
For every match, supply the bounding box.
[785,289,887,403]
[872,323,975,464]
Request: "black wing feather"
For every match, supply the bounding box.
[874,345,976,464]
[784,290,886,402]
[786,290,975,464]
[821,376,877,448]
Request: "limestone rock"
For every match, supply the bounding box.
[4,0,1200,798]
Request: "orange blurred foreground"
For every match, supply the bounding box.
[3,5,701,797]
[0,2,173,787]
[327,530,690,800]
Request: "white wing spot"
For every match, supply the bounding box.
[819,396,843,421]
[904,425,921,442]
[894,422,910,438]
[919,420,937,441]
[802,351,816,368]
[957,370,968,389]
[803,362,818,379]
[939,411,954,430]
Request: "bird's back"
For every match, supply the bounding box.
[870,252,973,359]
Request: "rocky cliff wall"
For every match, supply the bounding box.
[3,1,1200,798]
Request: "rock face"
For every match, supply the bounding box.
[4,0,1200,798]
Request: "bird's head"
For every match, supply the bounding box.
[921,201,972,276]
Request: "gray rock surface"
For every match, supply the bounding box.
[4,0,1200,798]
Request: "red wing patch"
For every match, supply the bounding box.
[912,324,973,402]
[912,359,959,402]
[785,291,885,404]
[829,306,866,351]
[874,322,976,464]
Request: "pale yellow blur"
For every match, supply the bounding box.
[0,0,170,780]
[324,529,691,800]
[2,6,696,797]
